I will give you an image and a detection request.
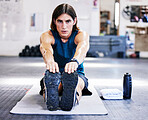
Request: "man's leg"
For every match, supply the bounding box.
[75,76,85,102]
[60,72,85,111]
[58,76,84,102]
[58,82,63,96]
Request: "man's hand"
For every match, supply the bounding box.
[65,62,78,74]
[46,61,59,73]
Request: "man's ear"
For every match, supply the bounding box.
[73,17,77,25]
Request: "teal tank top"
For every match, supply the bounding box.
[51,30,85,75]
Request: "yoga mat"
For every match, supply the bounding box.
[10,83,108,115]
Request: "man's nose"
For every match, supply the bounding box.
[62,22,66,28]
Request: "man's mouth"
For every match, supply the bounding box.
[61,30,67,34]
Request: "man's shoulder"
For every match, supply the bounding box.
[41,30,55,44]
[47,30,54,36]
[77,30,83,34]
[41,30,53,37]
[74,30,89,44]
[76,30,89,39]
[77,30,88,36]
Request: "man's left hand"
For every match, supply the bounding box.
[65,62,78,74]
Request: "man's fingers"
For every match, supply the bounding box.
[52,66,56,73]
[46,62,59,73]
[49,65,53,72]
[65,64,68,73]
[46,64,50,70]
[55,63,59,72]
[68,63,72,74]
[65,62,78,74]
[71,63,75,73]
[74,64,77,71]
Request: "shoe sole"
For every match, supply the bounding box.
[44,71,61,111]
[60,72,78,111]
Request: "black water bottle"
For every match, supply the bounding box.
[123,73,132,99]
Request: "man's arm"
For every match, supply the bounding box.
[65,31,89,73]
[40,30,59,73]
[73,31,89,64]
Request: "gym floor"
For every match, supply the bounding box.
[0,56,148,120]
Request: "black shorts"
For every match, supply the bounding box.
[78,74,88,89]
[78,74,92,96]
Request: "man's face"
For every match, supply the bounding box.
[55,13,76,39]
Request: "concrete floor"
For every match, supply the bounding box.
[0,56,148,120]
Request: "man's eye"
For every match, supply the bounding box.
[57,20,62,23]
[66,20,71,23]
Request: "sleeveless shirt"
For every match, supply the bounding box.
[51,30,84,75]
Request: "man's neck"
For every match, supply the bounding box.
[61,38,68,43]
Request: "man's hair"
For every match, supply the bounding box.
[50,3,79,31]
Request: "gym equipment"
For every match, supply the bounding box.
[123,73,132,99]
[87,36,126,58]
[10,83,108,115]
[19,44,42,57]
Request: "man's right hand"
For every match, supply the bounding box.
[46,61,59,73]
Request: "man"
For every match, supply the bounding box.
[40,3,91,111]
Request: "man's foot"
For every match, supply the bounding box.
[44,70,61,111]
[60,72,78,111]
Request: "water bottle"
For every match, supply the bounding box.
[123,73,132,99]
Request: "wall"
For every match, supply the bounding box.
[119,0,148,57]
[0,0,100,56]
[100,0,115,28]
[0,0,51,56]
[119,0,148,35]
